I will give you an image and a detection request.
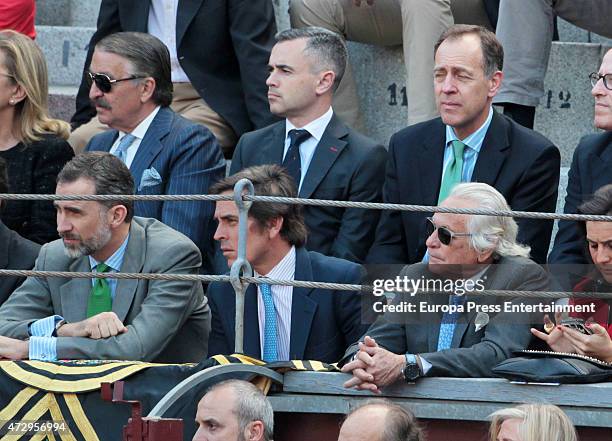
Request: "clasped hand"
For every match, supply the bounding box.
[340,336,405,393]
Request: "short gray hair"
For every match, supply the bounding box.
[95,32,173,107]
[345,399,422,441]
[448,183,531,258]
[275,27,347,90]
[489,404,577,441]
[207,380,274,441]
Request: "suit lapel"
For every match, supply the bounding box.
[471,112,510,186]
[129,108,172,191]
[60,258,93,323]
[176,0,204,46]
[126,0,150,31]
[262,123,286,165]
[593,133,612,190]
[417,120,446,205]
[289,248,317,359]
[111,221,145,322]
[243,285,261,357]
[299,114,348,199]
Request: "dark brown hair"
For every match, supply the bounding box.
[210,164,308,247]
[434,24,504,76]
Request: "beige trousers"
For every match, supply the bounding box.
[290,0,491,127]
[68,82,237,157]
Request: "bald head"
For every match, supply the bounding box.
[338,401,422,441]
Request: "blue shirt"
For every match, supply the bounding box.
[423,107,494,264]
[28,235,130,361]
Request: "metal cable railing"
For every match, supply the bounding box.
[2,183,612,353]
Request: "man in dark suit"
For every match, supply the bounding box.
[0,157,40,305]
[84,32,225,272]
[69,0,278,156]
[231,27,387,264]
[207,165,368,363]
[341,183,548,390]
[549,49,612,279]
[367,25,560,266]
[0,153,209,362]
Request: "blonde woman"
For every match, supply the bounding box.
[489,404,578,441]
[0,30,73,243]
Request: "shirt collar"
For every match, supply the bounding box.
[89,233,130,272]
[255,246,296,279]
[444,106,493,152]
[285,107,334,143]
[118,106,161,141]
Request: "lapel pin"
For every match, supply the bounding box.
[330,146,338,152]
[474,312,489,333]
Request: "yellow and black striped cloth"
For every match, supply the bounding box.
[0,355,337,441]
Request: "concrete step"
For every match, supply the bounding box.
[36,0,100,27]
[48,85,77,123]
[558,18,612,45]
[37,25,95,87]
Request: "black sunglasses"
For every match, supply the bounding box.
[425,217,472,246]
[86,71,145,93]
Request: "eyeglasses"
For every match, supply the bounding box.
[589,72,612,90]
[425,217,472,246]
[86,71,145,93]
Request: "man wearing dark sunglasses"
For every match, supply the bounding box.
[549,49,612,288]
[69,0,278,157]
[84,32,225,275]
[341,183,548,388]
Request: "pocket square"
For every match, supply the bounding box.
[139,167,162,190]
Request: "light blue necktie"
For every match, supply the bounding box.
[261,283,278,362]
[113,133,136,164]
[437,295,466,351]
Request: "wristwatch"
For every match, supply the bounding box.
[402,354,422,382]
[53,319,67,337]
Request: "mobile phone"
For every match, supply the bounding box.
[560,318,594,335]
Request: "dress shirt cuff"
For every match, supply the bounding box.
[28,315,64,337]
[418,355,432,375]
[28,337,58,361]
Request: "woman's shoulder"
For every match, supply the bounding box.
[25,134,74,158]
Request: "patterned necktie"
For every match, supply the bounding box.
[260,283,278,362]
[437,294,466,351]
[438,140,466,203]
[282,129,311,189]
[87,263,112,318]
[113,133,136,164]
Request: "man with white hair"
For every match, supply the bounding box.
[193,379,274,441]
[341,183,548,390]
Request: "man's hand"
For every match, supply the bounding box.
[58,312,128,339]
[0,336,28,360]
[341,336,404,392]
[353,0,375,6]
[558,323,612,363]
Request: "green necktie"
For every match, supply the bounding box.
[87,262,112,318]
[438,140,466,203]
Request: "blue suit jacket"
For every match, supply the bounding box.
[207,247,368,363]
[548,132,612,284]
[86,107,226,270]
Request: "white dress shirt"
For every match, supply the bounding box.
[148,0,189,83]
[256,246,296,360]
[283,107,334,191]
[109,106,160,168]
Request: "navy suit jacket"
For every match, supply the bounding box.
[549,132,612,264]
[72,0,278,136]
[86,107,225,270]
[207,247,368,363]
[230,114,387,263]
[367,112,560,265]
